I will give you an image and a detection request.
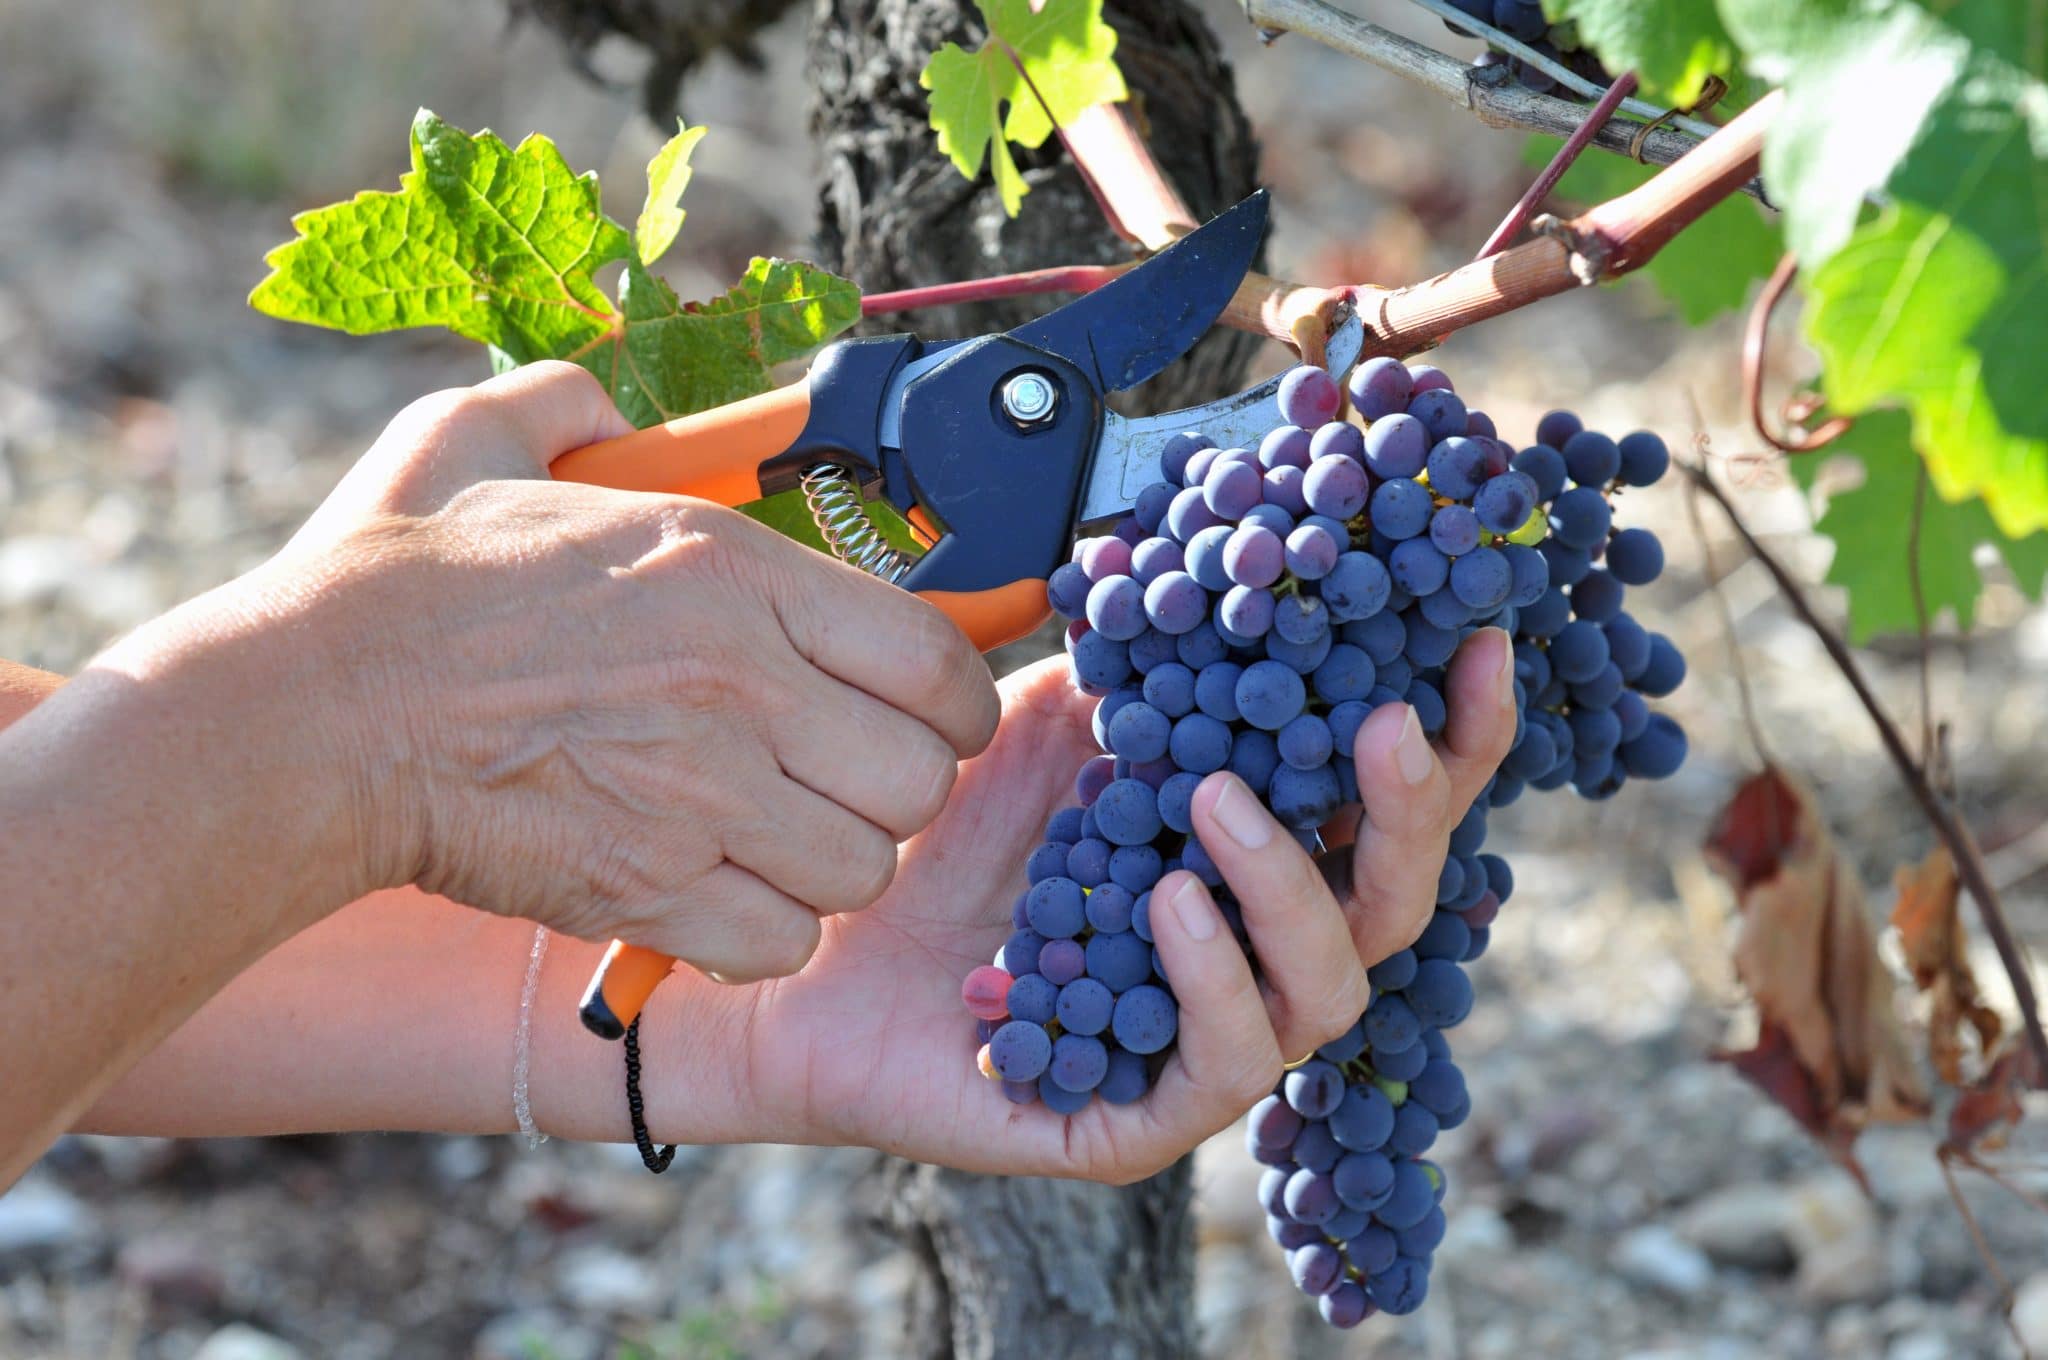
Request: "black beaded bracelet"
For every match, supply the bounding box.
[622,1017,677,1173]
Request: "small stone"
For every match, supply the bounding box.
[474,1311,602,1360]
[1796,1234,1889,1307]
[0,1177,89,1253]
[0,536,91,607]
[192,1324,303,1360]
[556,1246,663,1314]
[1787,1173,1886,1306]
[1886,1330,1953,1360]
[1674,1184,1796,1271]
[433,1137,492,1184]
[2011,1271,2048,1357]
[1610,1224,1714,1297]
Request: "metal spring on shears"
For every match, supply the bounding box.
[800,462,914,584]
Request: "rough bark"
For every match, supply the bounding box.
[811,7,1262,1355]
[866,1157,1198,1360]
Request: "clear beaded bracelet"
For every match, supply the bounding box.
[512,924,550,1149]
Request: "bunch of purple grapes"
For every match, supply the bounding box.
[959,353,1686,1327]
[1444,0,1614,95]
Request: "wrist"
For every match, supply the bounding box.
[526,956,771,1148]
[86,567,388,936]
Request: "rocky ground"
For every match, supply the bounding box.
[2,0,2046,1357]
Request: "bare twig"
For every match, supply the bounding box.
[1937,1153,2026,1355]
[1743,253,1856,453]
[1683,460,2048,1080]
[1681,396,1770,766]
[1238,0,1762,191]
[1908,465,1937,772]
[1396,0,1718,136]
[1478,72,1638,259]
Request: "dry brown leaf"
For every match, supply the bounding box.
[1944,1041,2042,1157]
[1705,768,1931,1176]
[1891,845,2003,1084]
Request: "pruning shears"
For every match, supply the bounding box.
[549,188,1365,1039]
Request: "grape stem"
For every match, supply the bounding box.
[1477,71,1639,259]
[1236,0,1758,191]
[1682,459,2048,1084]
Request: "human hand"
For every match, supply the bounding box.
[686,630,1516,1181]
[230,361,1000,976]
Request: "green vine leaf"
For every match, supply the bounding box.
[1542,0,1736,107]
[1788,411,2048,641]
[250,112,866,555]
[1522,138,1780,324]
[1720,0,2048,537]
[250,109,630,363]
[920,0,1126,216]
[636,123,708,267]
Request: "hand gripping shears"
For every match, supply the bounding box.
[548,188,1365,1038]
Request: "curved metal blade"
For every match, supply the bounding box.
[1007,190,1270,394]
[1080,306,1365,523]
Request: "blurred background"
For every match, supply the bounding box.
[2,0,2045,1356]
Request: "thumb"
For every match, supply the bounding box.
[472,360,637,476]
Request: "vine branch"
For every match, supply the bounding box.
[1478,71,1637,259]
[883,90,1778,365]
[1682,460,2048,1081]
[1238,0,1761,191]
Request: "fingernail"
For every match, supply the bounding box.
[1487,626,1516,705]
[1211,774,1273,849]
[1170,875,1218,941]
[1395,707,1434,785]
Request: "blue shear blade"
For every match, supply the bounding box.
[1005,190,1270,394]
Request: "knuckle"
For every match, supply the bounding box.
[764,911,823,976]
[890,738,959,832]
[839,831,899,910]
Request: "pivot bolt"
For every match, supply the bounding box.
[1001,372,1058,426]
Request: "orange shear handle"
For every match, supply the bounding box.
[549,382,1051,1039]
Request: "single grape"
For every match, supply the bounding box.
[989,1020,1052,1081]
[1279,365,1344,427]
[1224,524,1285,588]
[1429,504,1481,557]
[1348,356,1413,420]
[1369,478,1433,540]
[1158,431,1212,485]
[1259,424,1312,471]
[1363,412,1429,479]
[1112,984,1178,1054]
[1605,527,1664,585]
[1220,584,1276,638]
[1617,429,1670,486]
[1262,464,1308,516]
[1562,429,1622,486]
[1408,388,1468,443]
[1304,455,1369,519]
[1535,409,1582,449]
[1235,660,1308,731]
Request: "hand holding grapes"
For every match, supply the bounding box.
[660,637,1513,1183]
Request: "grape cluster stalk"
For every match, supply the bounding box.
[958,356,1687,1326]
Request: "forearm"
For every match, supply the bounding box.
[80,888,762,1147]
[0,584,365,1184]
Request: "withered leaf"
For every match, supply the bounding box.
[1891,845,2002,1085]
[1705,768,1930,1173]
